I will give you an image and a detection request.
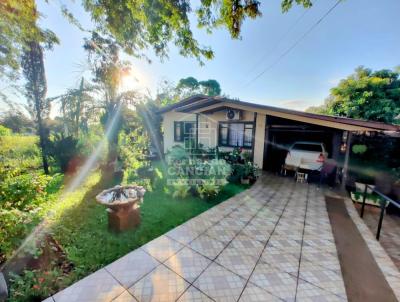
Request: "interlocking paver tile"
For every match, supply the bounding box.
[183,217,215,234]
[215,246,259,278]
[228,208,254,223]
[238,283,280,302]
[189,234,226,260]
[49,174,348,302]
[176,285,213,301]
[128,264,190,302]
[249,262,297,301]
[228,234,264,258]
[165,224,201,245]
[240,223,272,244]
[193,262,247,302]
[205,223,238,244]
[164,247,211,282]
[53,269,124,302]
[260,246,300,274]
[299,266,347,298]
[113,291,137,302]
[296,280,345,302]
[106,248,159,287]
[141,235,183,262]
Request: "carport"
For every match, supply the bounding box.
[263,115,343,173]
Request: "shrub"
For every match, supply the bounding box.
[0,209,37,262]
[352,144,367,154]
[9,268,73,302]
[0,125,12,136]
[49,135,81,173]
[229,162,259,183]
[0,173,51,211]
[0,136,41,175]
[197,178,227,200]
[171,183,191,199]
[166,145,190,163]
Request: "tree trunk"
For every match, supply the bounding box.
[37,114,49,174]
[105,103,122,167]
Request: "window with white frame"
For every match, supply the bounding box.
[218,122,254,148]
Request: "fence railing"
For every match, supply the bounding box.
[359,184,400,240]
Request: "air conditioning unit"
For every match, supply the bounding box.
[226,109,242,120]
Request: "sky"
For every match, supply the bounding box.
[2,0,400,113]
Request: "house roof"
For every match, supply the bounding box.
[158,95,400,132]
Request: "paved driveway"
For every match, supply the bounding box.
[47,174,347,302]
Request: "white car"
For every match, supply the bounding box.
[284,141,328,172]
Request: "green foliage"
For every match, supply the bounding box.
[352,144,367,154]
[49,135,81,173]
[9,268,73,302]
[22,37,57,174]
[0,173,51,211]
[0,0,58,81]
[0,209,36,263]
[171,183,191,199]
[281,0,313,12]
[166,145,190,163]
[307,66,400,124]
[57,77,96,137]
[197,179,227,200]
[230,162,259,183]
[0,125,11,136]
[0,135,41,177]
[0,108,34,134]
[5,161,248,300]
[177,77,221,97]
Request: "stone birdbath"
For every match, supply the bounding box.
[96,185,145,232]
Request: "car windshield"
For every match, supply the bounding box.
[292,143,322,152]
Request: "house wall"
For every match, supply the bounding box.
[162,109,259,157]
[198,110,255,152]
[162,111,197,153]
[253,114,266,168]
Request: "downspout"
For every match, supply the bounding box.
[341,131,353,190]
[195,113,199,150]
[251,112,257,162]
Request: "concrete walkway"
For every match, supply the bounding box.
[45,175,347,302]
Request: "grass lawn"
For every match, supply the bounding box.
[20,160,250,296]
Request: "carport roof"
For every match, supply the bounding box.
[158,95,400,132]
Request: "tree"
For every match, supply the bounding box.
[0,107,35,134]
[306,67,400,124]
[21,23,58,174]
[57,78,96,137]
[176,77,222,98]
[198,79,221,96]
[84,33,142,164]
[76,0,312,63]
[1,0,313,83]
[21,41,50,174]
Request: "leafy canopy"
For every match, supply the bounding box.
[80,0,313,63]
[306,66,400,124]
[177,77,221,96]
[0,0,58,81]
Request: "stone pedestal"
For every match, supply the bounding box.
[96,185,145,233]
[107,206,141,232]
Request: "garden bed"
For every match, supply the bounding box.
[6,160,250,301]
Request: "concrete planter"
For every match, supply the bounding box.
[351,182,388,207]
